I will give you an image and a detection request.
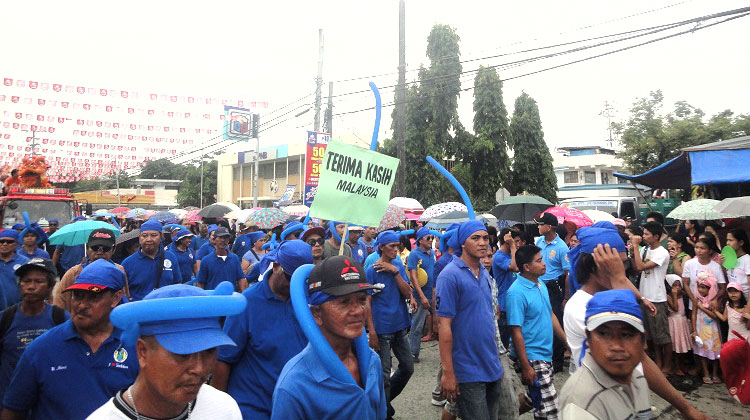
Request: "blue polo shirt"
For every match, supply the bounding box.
[363,252,404,272]
[359,237,376,256]
[365,261,411,335]
[535,234,571,283]
[17,247,50,260]
[121,249,182,301]
[435,257,502,383]
[272,343,386,420]
[407,247,436,299]
[232,233,254,260]
[58,244,85,271]
[219,278,308,420]
[0,254,29,310]
[190,235,203,251]
[0,304,70,407]
[195,242,213,260]
[492,249,515,312]
[349,240,369,265]
[2,320,138,420]
[434,253,455,283]
[167,243,195,284]
[196,252,243,290]
[505,275,553,362]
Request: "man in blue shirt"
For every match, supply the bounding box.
[436,220,503,420]
[213,240,313,420]
[533,212,570,373]
[231,223,256,259]
[17,225,50,260]
[0,230,28,310]
[196,227,246,291]
[506,245,567,420]
[492,227,521,349]
[167,228,197,285]
[52,217,87,277]
[271,255,386,420]
[365,230,413,420]
[407,227,436,361]
[122,220,182,301]
[1,259,138,420]
[0,259,68,407]
[347,225,368,264]
[359,226,378,256]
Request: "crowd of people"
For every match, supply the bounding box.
[0,205,748,419]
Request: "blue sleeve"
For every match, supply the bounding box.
[398,264,409,285]
[492,252,510,280]
[218,295,251,364]
[196,259,208,286]
[505,289,526,327]
[169,254,182,285]
[435,270,458,318]
[2,346,39,411]
[271,387,307,420]
[406,252,418,271]
[234,256,244,281]
[365,267,376,286]
[560,245,571,272]
[231,235,243,254]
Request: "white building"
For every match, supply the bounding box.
[553,146,646,200]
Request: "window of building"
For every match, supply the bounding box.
[165,185,180,191]
[288,159,300,175]
[584,171,596,184]
[564,171,579,184]
[275,162,287,178]
[258,163,273,179]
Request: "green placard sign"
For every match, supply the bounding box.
[309,139,399,227]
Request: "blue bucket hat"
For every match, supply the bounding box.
[173,228,194,243]
[140,219,163,233]
[64,259,125,292]
[73,216,87,222]
[11,223,24,231]
[48,218,59,225]
[110,282,247,354]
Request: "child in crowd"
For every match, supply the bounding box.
[724,229,750,300]
[667,232,693,276]
[697,231,722,264]
[691,272,722,384]
[714,282,750,341]
[682,237,726,310]
[666,274,691,376]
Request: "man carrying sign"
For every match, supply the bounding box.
[323,221,352,259]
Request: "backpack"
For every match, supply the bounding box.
[0,304,67,355]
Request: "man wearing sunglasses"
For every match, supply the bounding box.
[301,227,325,265]
[53,228,128,312]
[0,230,29,311]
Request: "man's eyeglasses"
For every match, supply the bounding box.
[0,240,16,245]
[90,245,112,252]
[306,238,324,247]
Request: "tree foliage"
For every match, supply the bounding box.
[176,160,218,208]
[508,92,557,202]
[616,90,750,174]
[138,158,186,180]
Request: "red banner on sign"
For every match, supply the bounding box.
[303,131,330,207]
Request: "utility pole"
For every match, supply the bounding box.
[252,114,260,208]
[115,160,121,206]
[599,101,615,148]
[200,155,204,208]
[394,0,407,196]
[22,128,40,156]
[314,29,324,132]
[324,82,333,135]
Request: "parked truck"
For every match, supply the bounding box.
[1,187,83,229]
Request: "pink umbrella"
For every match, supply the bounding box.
[185,209,202,222]
[537,206,593,228]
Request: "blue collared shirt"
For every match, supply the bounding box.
[505,275,553,362]
[17,247,50,260]
[535,234,571,282]
[121,249,182,301]
[363,252,404,272]
[435,257,503,383]
[492,249,515,312]
[2,320,138,420]
[349,241,369,265]
[359,237,376,256]
[231,233,254,260]
[365,261,411,335]
[271,343,386,420]
[407,247,436,299]
[219,277,308,420]
[196,251,243,290]
[0,253,29,310]
[195,242,213,261]
[58,244,85,271]
[433,253,455,282]
[167,243,195,284]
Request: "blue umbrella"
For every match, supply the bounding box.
[149,211,177,222]
[48,220,120,246]
[125,208,147,219]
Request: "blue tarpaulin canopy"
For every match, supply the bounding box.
[614,136,750,189]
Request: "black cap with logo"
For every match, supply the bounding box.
[533,212,559,227]
[14,258,57,278]
[88,228,116,247]
[308,255,376,296]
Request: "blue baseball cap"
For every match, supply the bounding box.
[48,218,59,225]
[11,223,24,231]
[138,285,238,354]
[585,289,644,333]
[140,219,163,233]
[65,259,125,293]
[0,230,19,241]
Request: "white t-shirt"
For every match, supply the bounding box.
[86,384,242,420]
[681,258,727,309]
[726,253,750,298]
[564,289,593,371]
[638,246,670,303]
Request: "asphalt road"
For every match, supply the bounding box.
[390,340,749,419]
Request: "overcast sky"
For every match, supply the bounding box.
[2,0,749,159]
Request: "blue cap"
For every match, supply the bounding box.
[110,282,247,354]
[173,228,194,242]
[376,230,399,249]
[585,289,644,333]
[48,218,59,225]
[568,227,627,292]
[73,216,87,222]
[207,224,218,235]
[12,223,24,231]
[416,227,431,243]
[247,231,266,247]
[257,240,313,279]
[448,220,486,257]
[0,230,19,240]
[140,219,163,233]
[65,259,125,292]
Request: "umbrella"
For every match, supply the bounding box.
[49,220,120,246]
[110,207,131,215]
[116,229,140,245]
[419,202,468,221]
[185,209,202,222]
[198,203,236,219]
[282,204,310,217]
[713,196,750,217]
[538,206,593,228]
[227,209,256,224]
[668,199,740,220]
[581,209,615,223]
[138,210,156,221]
[169,209,187,219]
[245,208,289,229]
[425,211,492,229]
[377,204,407,232]
[125,208,147,219]
[149,211,177,222]
[214,202,242,213]
[389,197,423,211]
[94,209,110,216]
[490,195,553,224]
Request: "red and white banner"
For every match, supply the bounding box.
[303,131,330,207]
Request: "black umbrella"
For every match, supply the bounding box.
[115,229,140,245]
[490,195,553,224]
[197,203,234,219]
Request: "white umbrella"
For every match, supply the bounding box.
[282,204,310,217]
[226,209,256,224]
[581,209,615,223]
[170,209,188,219]
[214,202,242,213]
[667,199,740,220]
[389,197,424,211]
[714,196,750,217]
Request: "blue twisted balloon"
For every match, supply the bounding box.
[262,232,279,251]
[289,264,370,385]
[369,82,381,151]
[426,156,474,220]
